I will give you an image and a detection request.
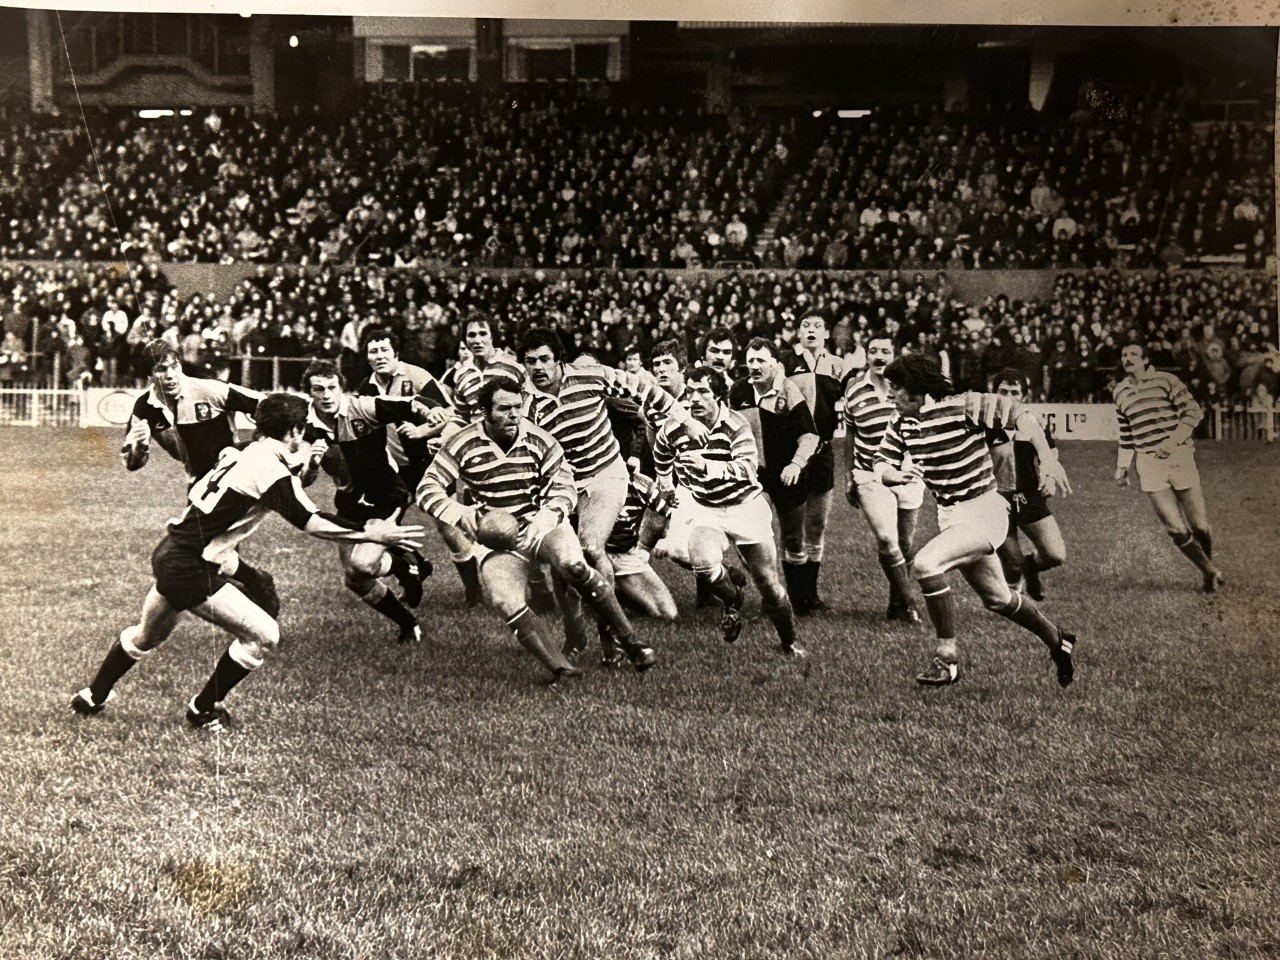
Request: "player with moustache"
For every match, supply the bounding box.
[72,393,424,731]
[418,377,656,679]
[728,337,821,612]
[842,335,925,623]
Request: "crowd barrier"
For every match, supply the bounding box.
[0,388,1274,443]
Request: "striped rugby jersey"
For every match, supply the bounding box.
[523,365,682,481]
[654,405,761,507]
[875,398,1000,507]
[451,350,525,424]
[1113,371,1202,452]
[607,472,671,554]
[167,438,317,565]
[417,419,577,529]
[842,371,898,472]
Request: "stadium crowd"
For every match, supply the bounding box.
[0,82,1270,270]
[2,258,1275,416]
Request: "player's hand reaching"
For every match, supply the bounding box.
[121,418,151,469]
[363,517,426,552]
[781,463,803,486]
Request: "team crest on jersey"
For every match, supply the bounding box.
[401,383,414,396]
[352,419,369,437]
[194,402,213,421]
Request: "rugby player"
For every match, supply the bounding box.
[779,312,848,613]
[990,368,1067,600]
[729,337,821,613]
[71,393,424,730]
[1113,341,1224,592]
[653,367,804,656]
[304,360,439,644]
[444,311,525,605]
[120,340,263,485]
[876,354,1076,687]
[842,335,924,622]
[418,377,656,678]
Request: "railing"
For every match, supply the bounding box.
[0,388,84,427]
[2,386,1277,443]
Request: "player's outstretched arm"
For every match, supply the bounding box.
[303,514,425,551]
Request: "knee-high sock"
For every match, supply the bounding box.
[193,640,261,712]
[1191,528,1213,560]
[879,552,913,608]
[87,626,149,704]
[1171,530,1216,576]
[703,564,743,607]
[507,606,571,675]
[994,591,1061,649]
[763,600,798,649]
[359,581,417,629]
[452,552,483,605]
[917,573,957,641]
[564,565,634,642]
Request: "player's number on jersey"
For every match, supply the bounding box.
[189,453,236,514]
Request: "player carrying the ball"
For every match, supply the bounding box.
[417,377,657,681]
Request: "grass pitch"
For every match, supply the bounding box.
[2,429,1278,959]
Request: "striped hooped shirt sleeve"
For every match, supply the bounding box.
[842,374,899,472]
[417,421,578,528]
[654,408,760,507]
[1113,372,1203,452]
[874,400,998,507]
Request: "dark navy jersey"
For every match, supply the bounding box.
[166,438,317,563]
[305,394,422,509]
[990,414,1057,496]
[781,347,846,442]
[127,378,262,482]
[356,360,455,475]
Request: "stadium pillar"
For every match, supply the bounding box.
[475,18,503,87]
[249,16,276,114]
[27,10,54,114]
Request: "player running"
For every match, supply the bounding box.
[71,393,424,731]
[418,377,656,679]
[653,367,804,657]
[841,335,924,622]
[876,354,1076,688]
[990,368,1067,600]
[1113,341,1224,593]
[120,340,263,485]
[304,359,439,644]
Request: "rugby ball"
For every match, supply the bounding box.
[475,508,521,551]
